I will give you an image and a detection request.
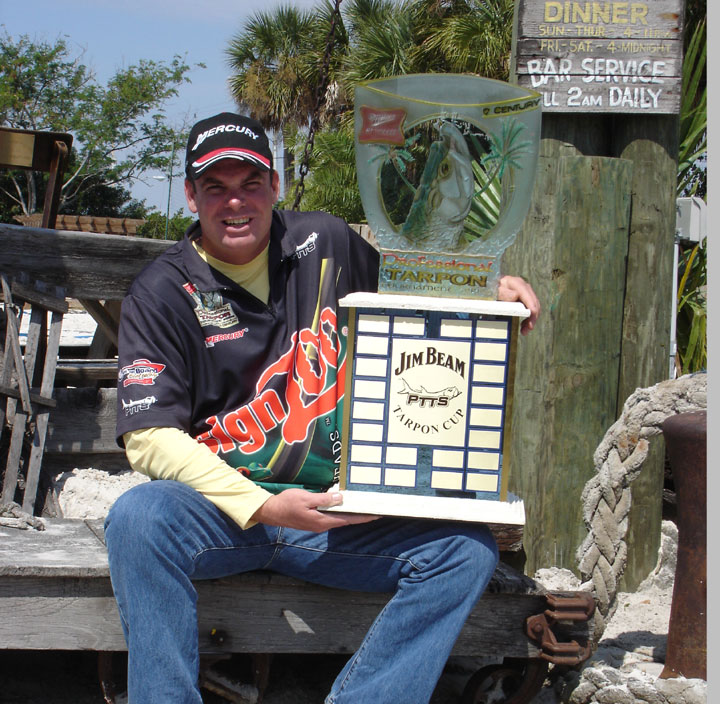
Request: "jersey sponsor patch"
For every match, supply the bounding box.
[294,232,318,259]
[194,303,239,329]
[119,359,166,387]
[183,282,240,329]
[122,395,158,416]
[205,328,249,348]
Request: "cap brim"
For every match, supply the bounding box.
[191,147,271,175]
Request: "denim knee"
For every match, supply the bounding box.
[465,523,500,564]
[443,524,499,590]
[105,480,155,533]
[104,480,183,554]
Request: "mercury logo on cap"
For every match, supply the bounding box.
[185,112,273,178]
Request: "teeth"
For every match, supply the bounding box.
[225,218,249,225]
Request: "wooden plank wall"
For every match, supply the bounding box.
[45,388,119,455]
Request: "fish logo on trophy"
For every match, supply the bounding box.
[333,75,541,524]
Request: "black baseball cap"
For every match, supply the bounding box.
[185,112,273,179]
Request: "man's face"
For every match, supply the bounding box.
[184,160,280,265]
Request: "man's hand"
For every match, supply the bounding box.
[498,275,541,336]
[251,488,378,532]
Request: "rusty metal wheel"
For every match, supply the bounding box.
[461,658,548,704]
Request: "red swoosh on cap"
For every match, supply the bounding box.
[193,148,270,170]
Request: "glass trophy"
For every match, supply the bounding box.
[332,75,541,523]
[355,74,541,299]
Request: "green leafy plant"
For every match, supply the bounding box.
[465,159,501,235]
[675,240,707,374]
[278,126,365,223]
[137,209,193,241]
[674,13,707,376]
[677,18,706,198]
[368,132,421,194]
[461,119,531,244]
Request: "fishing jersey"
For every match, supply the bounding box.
[117,209,379,492]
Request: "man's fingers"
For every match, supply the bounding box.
[252,488,380,531]
[497,275,540,336]
[311,491,344,509]
[311,494,380,527]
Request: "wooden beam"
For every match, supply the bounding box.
[40,140,69,230]
[78,299,119,349]
[11,279,69,314]
[0,520,590,654]
[612,115,678,590]
[0,574,587,655]
[55,360,118,385]
[0,224,171,300]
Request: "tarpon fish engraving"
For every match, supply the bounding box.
[400,121,474,251]
[398,379,461,408]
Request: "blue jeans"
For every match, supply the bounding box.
[104,480,499,704]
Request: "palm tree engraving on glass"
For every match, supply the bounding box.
[355,74,541,299]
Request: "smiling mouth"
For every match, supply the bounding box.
[224,217,250,226]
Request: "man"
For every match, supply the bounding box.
[105,112,540,703]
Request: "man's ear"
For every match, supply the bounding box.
[185,178,199,214]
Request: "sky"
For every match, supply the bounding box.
[1,0,322,216]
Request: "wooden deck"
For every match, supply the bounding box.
[0,519,592,657]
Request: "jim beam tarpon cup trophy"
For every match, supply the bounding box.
[335,75,541,523]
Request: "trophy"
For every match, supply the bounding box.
[334,75,541,523]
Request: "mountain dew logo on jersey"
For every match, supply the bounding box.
[196,304,348,492]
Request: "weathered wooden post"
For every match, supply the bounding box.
[507,0,683,587]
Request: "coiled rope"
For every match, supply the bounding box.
[576,372,707,636]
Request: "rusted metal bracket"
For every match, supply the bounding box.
[526,592,595,666]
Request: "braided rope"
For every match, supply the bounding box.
[575,372,707,635]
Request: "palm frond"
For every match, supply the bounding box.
[677,18,706,196]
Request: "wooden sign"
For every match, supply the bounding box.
[513,0,684,113]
